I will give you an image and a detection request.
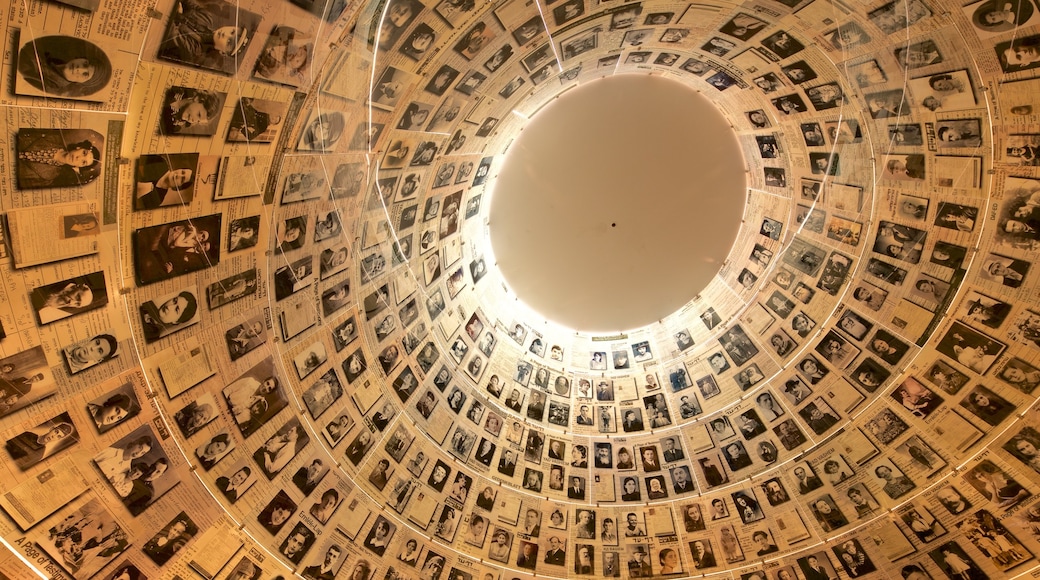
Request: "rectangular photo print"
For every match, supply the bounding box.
[92,424,178,516]
[157,0,262,75]
[133,215,222,285]
[0,346,58,419]
[5,411,79,471]
[38,498,129,578]
[31,272,108,325]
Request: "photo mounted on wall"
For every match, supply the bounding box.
[227,97,286,143]
[14,34,117,102]
[92,424,178,516]
[996,34,1040,73]
[38,499,128,578]
[133,214,222,285]
[139,287,202,343]
[31,272,109,325]
[16,128,104,190]
[225,313,268,361]
[158,86,227,136]
[5,411,78,471]
[0,346,58,419]
[62,332,120,375]
[134,153,199,209]
[223,358,288,438]
[252,25,314,86]
[253,417,310,479]
[935,321,1006,375]
[157,0,262,75]
[206,269,258,310]
[86,382,140,433]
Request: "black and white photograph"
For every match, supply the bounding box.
[157,0,262,74]
[92,424,176,516]
[40,499,129,578]
[139,287,201,343]
[133,215,221,285]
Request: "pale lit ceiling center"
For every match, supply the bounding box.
[489,74,748,333]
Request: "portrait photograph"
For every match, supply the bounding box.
[39,499,128,578]
[92,424,178,516]
[560,28,599,60]
[206,269,257,310]
[997,34,1040,72]
[15,35,115,102]
[224,313,267,361]
[303,369,343,420]
[138,287,201,343]
[227,97,286,143]
[133,215,221,285]
[157,0,262,74]
[454,20,497,60]
[16,128,104,190]
[195,431,235,471]
[157,86,227,136]
[252,25,314,87]
[172,393,219,438]
[31,271,108,326]
[762,29,804,58]
[5,411,79,471]
[935,321,1006,375]
[62,332,120,376]
[222,357,289,438]
[133,152,199,209]
[253,417,310,479]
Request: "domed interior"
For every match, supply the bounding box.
[489,74,747,333]
[1,0,1039,579]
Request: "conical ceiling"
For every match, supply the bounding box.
[0,0,1039,579]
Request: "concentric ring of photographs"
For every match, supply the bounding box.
[91,424,178,516]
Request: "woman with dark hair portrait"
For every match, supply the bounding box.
[158,0,260,74]
[160,86,225,135]
[299,112,346,151]
[16,36,113,98]
[396,102,430,131]
[63,333,118,375]
[16,129,102,189]
[87,391,137,431]
[135,154,196,209]
[140,291,199,342]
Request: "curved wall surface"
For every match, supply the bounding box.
[1,0,1040,579]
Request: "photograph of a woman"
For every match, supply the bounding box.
[134,153,198,209]
[16,128,103,189]
[15,35,113,100]
[159,86,227,136]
